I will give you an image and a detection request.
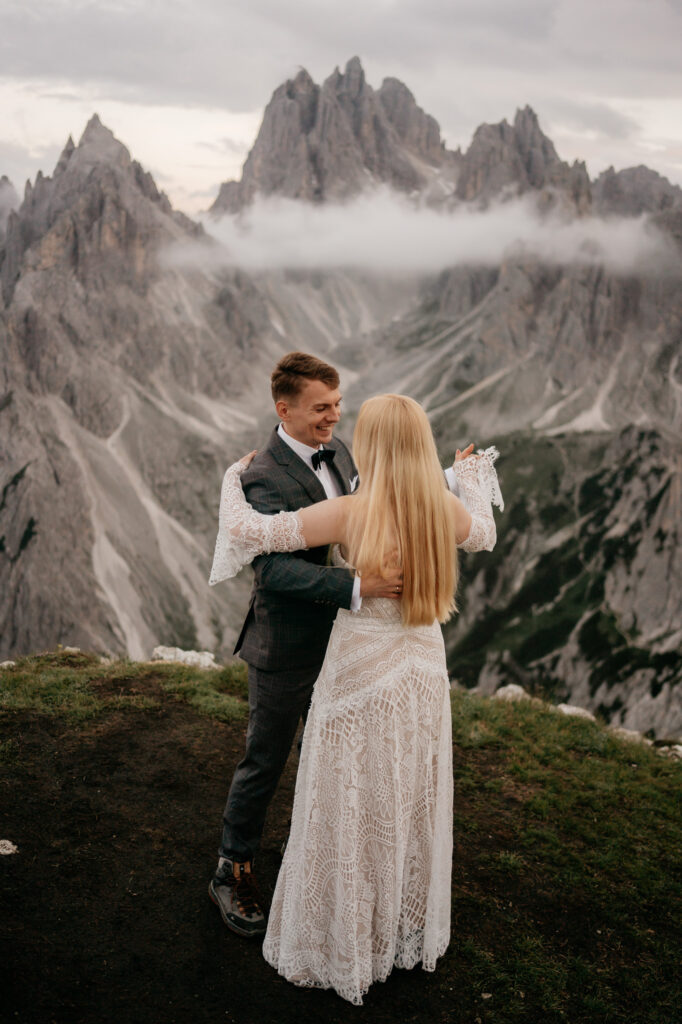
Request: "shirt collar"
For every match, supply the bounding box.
[277,422,324,465]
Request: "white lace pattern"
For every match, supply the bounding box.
[208,453,503,1004]
[454,446,503,552]
[208,461,306,585]
[262,551,453,1005]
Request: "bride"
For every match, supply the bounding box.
[210,393,501,1005]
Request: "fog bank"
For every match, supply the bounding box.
[162,190,678,276]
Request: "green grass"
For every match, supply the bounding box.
[157,661,248,722]
[0,648,248,723]
[1,650,679,1022]
[449,688,681,1023]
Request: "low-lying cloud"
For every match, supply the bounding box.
[164,190,678,276]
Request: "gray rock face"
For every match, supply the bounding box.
[593,165,682,216]
[0,115,417,663]
[455,106,591,212]
[0,176,20,243]
[2,72,681,738]
[377,78,445,165]
[211,57,456,213]
[0,117,282,660]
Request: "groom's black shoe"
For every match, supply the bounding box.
[209,858,267,938]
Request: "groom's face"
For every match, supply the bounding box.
[277,378,342,449]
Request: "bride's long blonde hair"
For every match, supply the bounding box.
[348,394,457,627]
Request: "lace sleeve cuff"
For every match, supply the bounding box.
[453,446,504,553]
[208,461,307,585]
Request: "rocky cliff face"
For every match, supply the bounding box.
[0,176,20,244]
[0,117,281,659]
[211,69,597,216]
[593,165,682,216]
[0,115,416,661]
[454,106,592,213]
[211,57,458,213]
[2,65,681,737]
[341,211,682,737]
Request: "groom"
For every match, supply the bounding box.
[209,351,403,937]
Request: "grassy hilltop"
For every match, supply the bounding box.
[1,650,680,1024]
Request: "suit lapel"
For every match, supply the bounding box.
[267,426,356,500]
[324,440,352,495]
[284,456,328,503]
[268,427,328,504]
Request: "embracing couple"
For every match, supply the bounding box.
[207,351,502,1006]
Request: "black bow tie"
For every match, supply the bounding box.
[312,449,335,471]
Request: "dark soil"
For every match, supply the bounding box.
[3,662,679,1024]
[0,676,462,1024]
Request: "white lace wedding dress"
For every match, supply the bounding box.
[209,451,502,1005]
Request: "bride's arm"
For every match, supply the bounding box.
[297,496,351,548]
[448,492,473,546]
[208,457,350,585]
[449,447,504,552]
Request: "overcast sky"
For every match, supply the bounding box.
[1,0,681,214]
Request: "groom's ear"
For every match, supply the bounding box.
[275,398,289,421]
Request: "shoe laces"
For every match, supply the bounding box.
[230,864,262,917]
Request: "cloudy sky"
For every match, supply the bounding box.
[1,0,681,214]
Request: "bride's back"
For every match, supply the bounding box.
[348,395,457,628]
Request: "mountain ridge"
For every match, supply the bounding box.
[209,57,681,220]
[1,64,680,738]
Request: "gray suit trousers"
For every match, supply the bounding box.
[219,662,321,862]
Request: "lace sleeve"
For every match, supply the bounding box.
[453,446,504,552]
[208,461,307,585]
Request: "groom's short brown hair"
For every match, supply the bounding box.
[271,351,340,403]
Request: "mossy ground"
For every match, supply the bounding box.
[1,651,679,1024]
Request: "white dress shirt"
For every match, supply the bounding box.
[277,423,363,610]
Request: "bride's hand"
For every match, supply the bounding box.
[453,443,476,466]
[238,450,258,469]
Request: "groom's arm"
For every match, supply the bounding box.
[252,551,355,608]
[244,477,355,609]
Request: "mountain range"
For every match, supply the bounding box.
[1,57,680,738]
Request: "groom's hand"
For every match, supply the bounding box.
[359,568,403,600]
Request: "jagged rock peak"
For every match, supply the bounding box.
[210,57,452,214]
[0,114,198,307]
[75,114,131,170]
[54,135,75,176]
[377,77,443,163]
[327,55,366,97]
[513,106,560,166]
[81,113,107,141]
[593,164,682,217]
[286,67,317,99]
[456,105,573,204]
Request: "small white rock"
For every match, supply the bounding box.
[608,726,647,744]
[0,840,19,855]
[63,646,81,653]
[492,684,530,702]
[556,704,596,721]
[151,646,219,669]
[0,660,16,669]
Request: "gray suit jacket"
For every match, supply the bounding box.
[234,427,357,672]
